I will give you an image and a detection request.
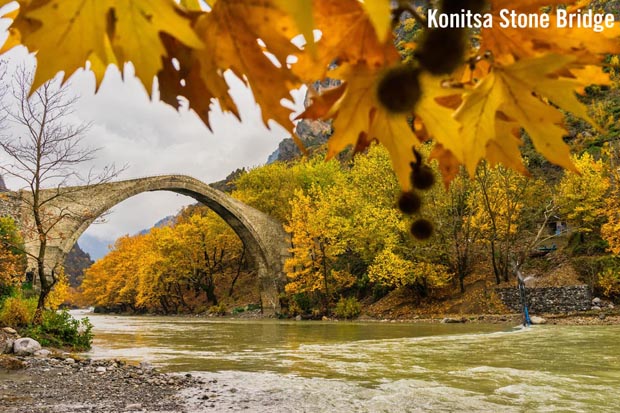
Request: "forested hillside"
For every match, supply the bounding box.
[75,128,620,317]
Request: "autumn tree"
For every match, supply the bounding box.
[473,163,552,284]
[427,168,480,293]
[172,209,245,305]
[558,152,610,244]
[80,235,143,311]
[284,188,355,315]
[367,250,451,296]
[232,157,343,223]
[602,142,620,254]
[0,68,121,322]
[80,206,247,314]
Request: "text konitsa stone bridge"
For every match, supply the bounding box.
[11,175,291,315]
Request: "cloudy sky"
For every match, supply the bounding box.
[1,45,304,259]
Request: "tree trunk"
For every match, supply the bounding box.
[490,240,501,285]
[204,276,218,305]
[320,241,330,315]
[32,255,56,325]
[228,246,246,297]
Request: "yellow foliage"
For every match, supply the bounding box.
[0,215,25,287]
[10,0,202,92]
[368,249,452,290]
[0,296,36,327]
[367,249,416,288]
[598,268,620,299]
[558,152,610,233]
[1,0,614,184]
[602,193,620,254]
[80,207,244,313]
[46,267,69,310]
[601,143,620,254]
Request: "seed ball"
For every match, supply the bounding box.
[377,65,421,114]
[411,218,434,240]
[416,28,465,75]
[411,165,436,190]
[398,191,422,215]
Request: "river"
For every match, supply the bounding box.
[74,310,620,412]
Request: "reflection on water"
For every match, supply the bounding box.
[74,310,620,412]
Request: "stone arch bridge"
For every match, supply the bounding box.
[11,175,290,315]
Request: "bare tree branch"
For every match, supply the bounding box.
[0,66,127,322]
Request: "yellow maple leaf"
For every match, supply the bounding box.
[293,0,396,81]
[274,0,315,55]
[453,71,503,175]
[486,118,528,174]
[195,0,302,132]
[360,0,392,43]
[12,0,115,90]
[482,2,620,65]
[505,54,597,126]
[302,62,420,190]
[415,72,462,165]
[453,54,605,175]
[110,0,203,93]
[497,58,579,173]
[8,0,202,93]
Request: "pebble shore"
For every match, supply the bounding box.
[0,354,217,412]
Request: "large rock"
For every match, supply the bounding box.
[530,316,547,325]
[2,338,15,354]
[13,337,42,356]
[1,327,19,354]
[34,349,51,358]
[441,317,465,324]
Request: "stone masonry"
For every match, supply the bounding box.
[10,175,291,315]
[496,285,592,314]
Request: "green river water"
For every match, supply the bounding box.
[75,310,620,412]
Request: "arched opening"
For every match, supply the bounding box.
[21,176,289,314]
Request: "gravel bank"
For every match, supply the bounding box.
[0,355,217,412]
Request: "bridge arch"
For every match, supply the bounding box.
[21,175,290,315]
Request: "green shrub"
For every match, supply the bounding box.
[232,306,245,315]
[0,284,19,301]
[334,296,361,319]
[23,309,93,351]
[289,293,312,315]
[0,296,37,327]
[246,303,261,311]
[572,256,620,293]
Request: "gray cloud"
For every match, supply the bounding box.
[1,46,304,259]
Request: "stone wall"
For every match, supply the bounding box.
[496,285,591,314]
[0,192,21,224]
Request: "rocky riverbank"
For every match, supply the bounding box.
[0,326,218,413]
[0,353,223,413]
